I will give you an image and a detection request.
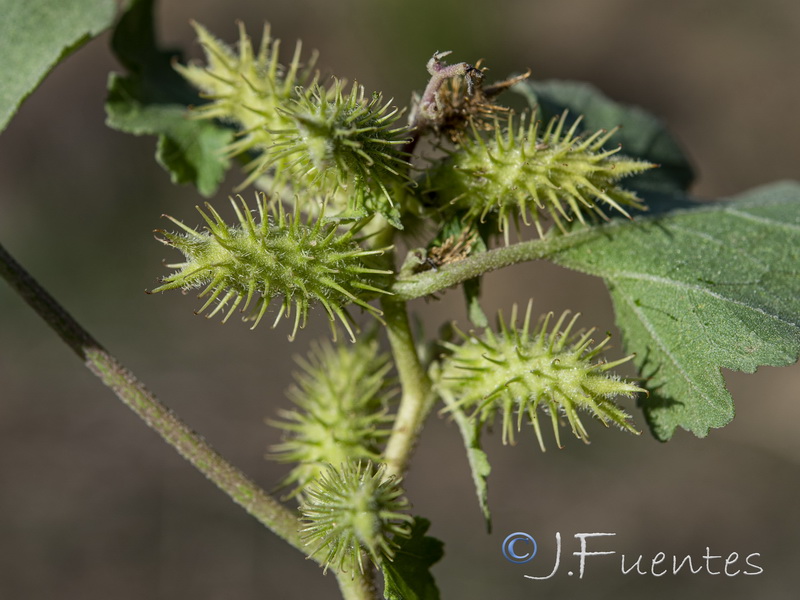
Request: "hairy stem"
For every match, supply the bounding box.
[381,298,435,479]
[336,565,378,600]
[377,225,595,476]
[0,241,306,553]
[391,227,599,301]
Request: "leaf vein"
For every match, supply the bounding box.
[723,206,800,232]
[664,223,769,270]
[612,271,800,330]
[611,281,716,408]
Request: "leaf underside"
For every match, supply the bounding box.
[441,392,492,531]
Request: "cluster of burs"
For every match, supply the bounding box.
[153,23,652,574]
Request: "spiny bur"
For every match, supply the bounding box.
[436,302,645,450]
[177,23,413,225]
[151,193,392,341]
[269,338,396,497]
[176,21,315,156]
[299,461,413,575]
[426,111,654,240]
[259,80,413,226]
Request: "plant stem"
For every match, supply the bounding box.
[381,298,435,479]
[391,227,598,301]
[0,241,306,554]
[379,229,600,477]
[336,567,378,600]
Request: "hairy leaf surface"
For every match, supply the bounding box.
[441,393,491,530]
[0,0,117,134]
[550,182,800,440]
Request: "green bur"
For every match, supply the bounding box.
[427,111,655,239]
[269,338,396,497]
[437,302,645,450]
[152,194,391,340]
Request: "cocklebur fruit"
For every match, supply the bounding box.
[252,80,413,225]
[177,23,413,225]
[151,193,392,341]
[299,461,413,575]
[270,338,396,497]
[426,111,655,240]
[176,21,315,153]
[436,302,644,450]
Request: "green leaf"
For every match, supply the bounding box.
[104,0,233,196]
[463,278,489,328]
[549,181,800,440]
[106,74,233,196]
[513,79,694,194]
[441,391,492,531]
[382,517,444,600]
[0,0,118,134]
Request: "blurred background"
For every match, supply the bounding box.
[1,0,799,598]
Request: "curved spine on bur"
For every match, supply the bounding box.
[269,338,396,497]
[176,23,412,224]
[435,302,645,450]
[426,110,655,239]
[176,21,316,148]
[252,80,413,223]
[151,193,393,341]
[299,460,413,575]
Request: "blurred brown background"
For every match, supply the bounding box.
[1,0,799,598]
